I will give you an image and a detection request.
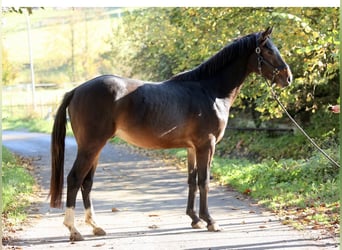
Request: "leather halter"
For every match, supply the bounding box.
[255,43,288,83]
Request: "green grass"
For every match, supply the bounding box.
[3,116,54,133]
[210,153,339,232]
[211,156,339,208]
[2,116,74,136]
[2,146,36,223]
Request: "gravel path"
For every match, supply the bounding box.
[2,130,338,249]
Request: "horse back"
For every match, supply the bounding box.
[113,79,229,149]
[68,75,229,150]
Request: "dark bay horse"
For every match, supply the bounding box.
[50,27,292,241]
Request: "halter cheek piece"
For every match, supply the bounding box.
[255,44,288,83]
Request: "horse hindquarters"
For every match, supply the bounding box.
[63,78,125,240]
[49,89,100,241]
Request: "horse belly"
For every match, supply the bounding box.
[115,126,192,149]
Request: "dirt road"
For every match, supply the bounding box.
[2,130,337,249]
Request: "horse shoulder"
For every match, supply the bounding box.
[212,98,231,142]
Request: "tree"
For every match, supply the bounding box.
[2,46,17,85]
[2,7,36,14]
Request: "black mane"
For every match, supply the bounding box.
[171,32,258,81]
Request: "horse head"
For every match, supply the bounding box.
[249,27,293,87]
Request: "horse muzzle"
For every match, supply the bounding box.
[275,65,292,88]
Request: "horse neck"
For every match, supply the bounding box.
[201,55,251,100]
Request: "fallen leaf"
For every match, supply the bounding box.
[243,188,252,195]
[93,242,106,247]
[281,220,290,225]
[148,224,159,229]
[111,208,119,212]
[312,225,323,230]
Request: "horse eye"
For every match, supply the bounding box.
[266,49,274,55]
[262,46,274,55]
[261,43,273,54]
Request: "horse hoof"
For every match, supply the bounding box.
[93,227,106,236]
[70,231,84,241]
[207,223,222,232]
[191,220,206,229]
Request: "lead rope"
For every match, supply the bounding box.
[256,48,340,169]
[267,82,339,169]
[260,73,340,168]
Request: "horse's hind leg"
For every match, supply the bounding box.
[82,159,106,236]
[64,150,100,241]
[64,207,82,241]
[186,148,205,229]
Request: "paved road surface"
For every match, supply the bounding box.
[2,130,338,249]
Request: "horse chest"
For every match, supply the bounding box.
[212,100,230,142]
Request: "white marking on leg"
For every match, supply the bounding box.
[85,206,106,236]
[64,207,75,229]
[85,206,98,228]
[64,207,84,241]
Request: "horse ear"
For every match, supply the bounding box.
[258,26,273,45]
[264,26,273,36]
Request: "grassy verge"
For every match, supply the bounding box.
[2,116,54,133]
[2,146,36,227]
[211,155,339,233]
[2,116,73,135]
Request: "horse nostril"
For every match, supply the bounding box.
[286,67,293,85]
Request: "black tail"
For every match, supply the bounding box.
[49,90,75,208]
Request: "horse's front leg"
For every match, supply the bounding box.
[186,148,205,229]
[196,142,221,232]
